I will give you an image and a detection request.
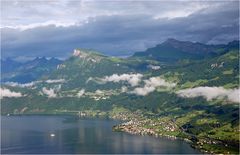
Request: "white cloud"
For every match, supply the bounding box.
[86,77,93,83]
[45,79,66,84]
[132,86,155,96]
[147,65,161,70]
[153,2,210,20]
[2,20,77,31]
[77,89,85,97]
[4,80,65,88]
[4,81,41,88]
[1,1,215,29]
[42,87,57,98]
[121,86,128,93]
[177,87,240,103]
[102,73,143,86]
[227,89,240,103]
[95,89,104,95]
[144,77,176,88]
[132,77,176,96]
[0,88,23,99]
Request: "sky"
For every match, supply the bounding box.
[1,0,239,58]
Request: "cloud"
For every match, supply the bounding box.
[132,86,155,96]
[132,77,176,96]
[177,87,240,103]
[145,77,176,88]
[45,79,66,84]
[101,73,143,86]
[121,86,128,93]
[77,89,85,97]
[42,87,57,98]
[147,65,161,70]
[1,1,238,58]
[3,21,77,31]
[4,81,41,88]
[1,1,214,29]
[227,89,240,103]
[4,80,65,88]
[0,87,23,99]
[95,89,104,95]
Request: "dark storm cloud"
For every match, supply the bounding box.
[1,1,239,58]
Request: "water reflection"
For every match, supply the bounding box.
[1,116,201,154]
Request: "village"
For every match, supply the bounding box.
[111,111,179,139]
[111,111,230,154]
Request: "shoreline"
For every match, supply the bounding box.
[111,121,206,154]
[1,113,238,154]
[0,113,204,154]
[111,119,238,155]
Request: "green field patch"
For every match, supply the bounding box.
[223,69,233,75]
[181,79,208,89]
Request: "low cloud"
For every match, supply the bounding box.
[86,77,93,84]
[95,89,104,95]
[132,77,176,96]
[101,73,143,86]
[121,86,128,93]
[0,87,23,99]
[4,80,65,88]
[77,89,85,97]
[42,87,57,98]
[132,86,155,96]
[4,81,41,88]
[45,79,66,84]
[177,87,240,103]
[147,65,161,70]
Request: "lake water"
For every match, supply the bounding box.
[1,115,201,154]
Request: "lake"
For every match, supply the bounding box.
[1,115,201,154]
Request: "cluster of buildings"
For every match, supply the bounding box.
[112,111,179,139]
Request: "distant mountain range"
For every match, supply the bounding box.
[2,39,238,84]
[1,57,62,83]
[133,38,239,61]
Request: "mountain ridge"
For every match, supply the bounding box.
[133,39,239,61]
[1,57,63,83]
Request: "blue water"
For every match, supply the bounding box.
[1,115,201,154]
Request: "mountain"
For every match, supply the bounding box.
[46,49,147,91]
[132,39,238,62]
[1,57,62,83]
[1,58,23,73]
[1,40,239,154]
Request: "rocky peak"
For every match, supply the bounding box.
[72,49,93,58]
[73,49,81,57]
[72,49,105,63]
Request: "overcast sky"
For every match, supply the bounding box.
[1,0,239,58]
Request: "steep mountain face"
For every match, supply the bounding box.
[1,57,62,83]
[132,38,235,62]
